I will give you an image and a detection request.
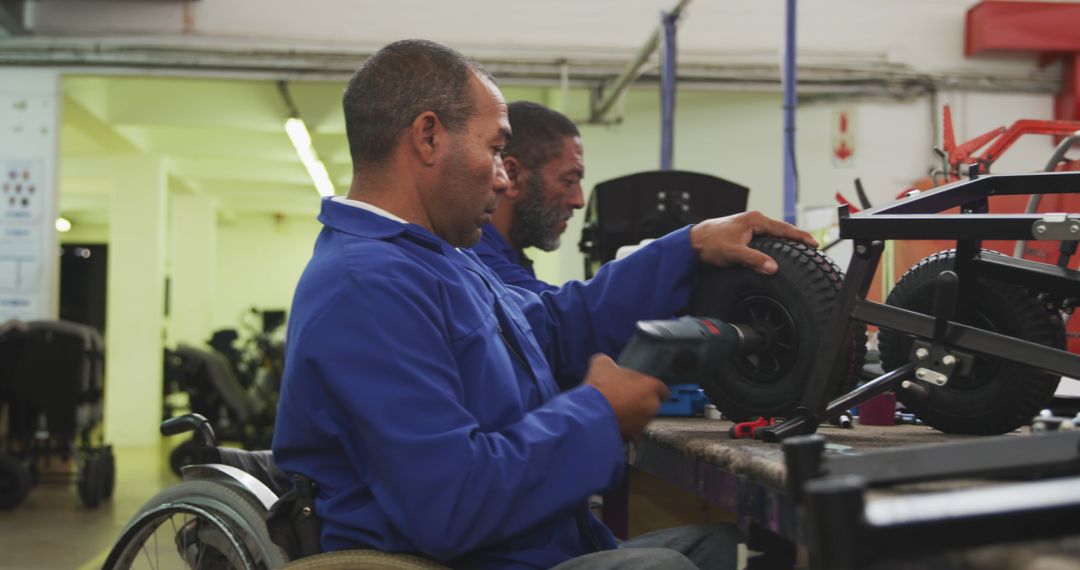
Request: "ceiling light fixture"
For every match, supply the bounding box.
[55,217,72,232]
[278,81,335,197]
[284,117,335,197]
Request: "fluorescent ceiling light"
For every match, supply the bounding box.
[55,217,72,232]
[285,117,335,197]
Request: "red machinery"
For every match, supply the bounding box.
[867,105,1080,351]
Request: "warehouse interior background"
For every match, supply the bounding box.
[1,0,1078,568]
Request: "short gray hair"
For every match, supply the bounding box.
[343,39,490,169]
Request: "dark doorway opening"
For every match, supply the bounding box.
[59,243,107,335]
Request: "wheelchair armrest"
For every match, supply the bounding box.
[181,463,280,511]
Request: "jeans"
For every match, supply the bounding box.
[550,524,740,570]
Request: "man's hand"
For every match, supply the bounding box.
[585,354,669,442]
[690,211,818,274]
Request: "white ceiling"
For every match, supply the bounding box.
[59,75,560,225]
[60,74,355,223]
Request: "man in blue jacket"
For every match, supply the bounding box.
[273,39,815,570]
[471,101,584,294]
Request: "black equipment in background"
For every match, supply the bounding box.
[163,343,278,475]
[163,308,287,475]
[0,319,114,509]
[579,170,749,278]
[262,310,286,334]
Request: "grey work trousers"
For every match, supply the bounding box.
[549,524,740,570]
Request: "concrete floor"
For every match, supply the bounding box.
[0,444,177,570]
[0,443,745,569]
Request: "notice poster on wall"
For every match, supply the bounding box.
[0,70,60,322]
[0,159,46,320]
[2,159,45,222]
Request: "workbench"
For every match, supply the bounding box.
[627,417,1080,570]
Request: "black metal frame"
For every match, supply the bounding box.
[782,431,1080,569]
[783,431,1080,502]
[757,170,1080,441]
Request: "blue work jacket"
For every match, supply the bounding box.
[273,198,700,569]
[471,223,557,295]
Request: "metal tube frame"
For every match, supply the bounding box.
[783,430,1080,569]
[804,472,1080,570]
[758,170,1080,442]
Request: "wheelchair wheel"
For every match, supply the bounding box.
[690,237,867,420]
[0,453,32,510]
[78,452,107,509]
[101,446,116,499]
[105,479,287,570]
[879,250,1063,435]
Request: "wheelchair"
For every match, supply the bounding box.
[103,413,448,570]
[0,319,114,510]
[163,342,279,476]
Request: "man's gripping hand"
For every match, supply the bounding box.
[585,354,669,442]
[690,211,818,274]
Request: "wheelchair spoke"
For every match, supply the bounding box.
[195,518,207,569]
[105,479,278,570]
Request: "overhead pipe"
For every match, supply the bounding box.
[660,10,679,170]
[783,0,798,224]
[589,0,691,124]
[0,0,29,36]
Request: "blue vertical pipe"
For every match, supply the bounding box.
[782,0,798,224]
[661,11,678,170]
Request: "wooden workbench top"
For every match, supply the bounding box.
[640,417,993,489]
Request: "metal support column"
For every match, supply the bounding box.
[783,0,798,224]
[660,10,679,170]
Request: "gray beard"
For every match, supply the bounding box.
[510,174,563,252]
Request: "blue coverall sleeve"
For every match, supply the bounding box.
[299,266,624,561]
[519,226,701,381]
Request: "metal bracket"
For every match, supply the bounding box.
[909,340,974,387]
[913,367,948,386]
[1032,213,1080,240]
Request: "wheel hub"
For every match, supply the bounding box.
[729,294,799,383]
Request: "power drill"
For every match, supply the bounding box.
[616,316,760,385]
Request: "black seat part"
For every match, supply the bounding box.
[580,170,749,278]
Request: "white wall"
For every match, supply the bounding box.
[212,213,321,334]
[526,85,1059,284]
[43,0,1068,321]
[59,221,108,244]
[56,83,1061,328]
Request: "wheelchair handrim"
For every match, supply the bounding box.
[103,501,256,570]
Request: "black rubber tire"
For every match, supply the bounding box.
[0,453,32,510]
[170,438,202,477]
[101,447,115,500]
[105,479,287,569]
[690,237,867,420]
[879,249,1064,435]
[78,452,106,509]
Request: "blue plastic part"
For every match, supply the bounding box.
[658,384,709,417]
